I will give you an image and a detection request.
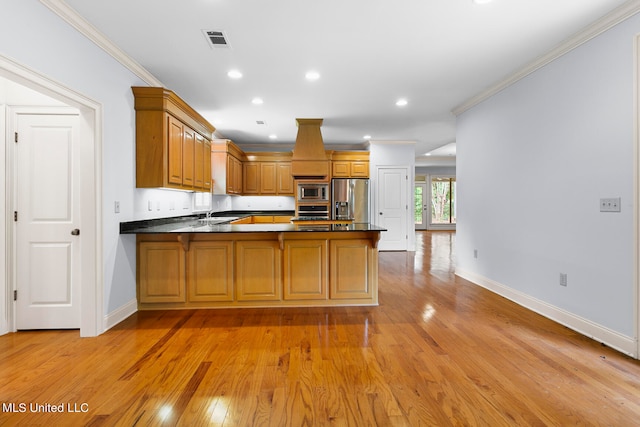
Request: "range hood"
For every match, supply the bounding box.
[291,118,329,178]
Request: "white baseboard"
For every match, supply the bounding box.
[103,299,137,332]
[455,268,638,359]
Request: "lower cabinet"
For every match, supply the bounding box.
[136,232,378,309]
[188,241,233,302]
[235,240,282,301]
[139,241,186,303]
[330,239,373,300]
[284,239,328,300]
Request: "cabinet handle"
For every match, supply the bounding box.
[71,229,80,236]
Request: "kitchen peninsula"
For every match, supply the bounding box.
[121,215,385,310]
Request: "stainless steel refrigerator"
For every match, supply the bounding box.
[331,178,370,222]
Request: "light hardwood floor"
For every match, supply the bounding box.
[1,231,639,426]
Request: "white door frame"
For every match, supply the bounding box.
[1,54,103,337]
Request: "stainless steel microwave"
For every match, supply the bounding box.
[297,182,329,202]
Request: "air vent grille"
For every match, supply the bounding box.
[256,120,266,125]
[203,30,230,48]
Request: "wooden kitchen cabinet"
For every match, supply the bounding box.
[329,239,373,300]
[182,126,195,187]
[203,139,212,190]
[331,151,370,178]
[235,240,282,301]
[133,87,214,191]
[284,239,328,300]
[138,241,186,303]
[243,162,259,194]
[260,162,277,194]
[242,160,292,195]
[134,229,379,309]
[277,162,294,195]
[194,133,205,189]
[212,139,245,195]
[187,241,233,302]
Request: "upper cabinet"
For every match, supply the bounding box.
[243,152,294,196]
[211,139,245,195]
[133,87,215,192]
[331,151,370,178]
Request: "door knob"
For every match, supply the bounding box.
[71,229,80,236]
[379,212,383,215]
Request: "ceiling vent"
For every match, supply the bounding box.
[203,30,230,48]
[256,120,266,125]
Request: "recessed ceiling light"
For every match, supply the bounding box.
[227,70,243,79]
[473,0,493,4]
[395,99,408,107]
[305,71,320,81]
[363,135,372,140]
[425,153,432,156]
[269,134,278,140]
[251,97,264,105]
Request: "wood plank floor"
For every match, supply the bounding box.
[1,231,639,426]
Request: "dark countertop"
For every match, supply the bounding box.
[120,211,385,234]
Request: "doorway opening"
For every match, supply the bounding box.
[1,54,103,337]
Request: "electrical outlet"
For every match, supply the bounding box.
[148,200,152,211]
[560,273,568,287]
[600,197,621,212]
[114,201,120,214]
[474,249,478,259]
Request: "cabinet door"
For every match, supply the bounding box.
[277,162,294,195]
[273,216,292,223]
[252,215,273,223]
[351,161,369,178]
[234,157,243,194]
[203,140,212,190]
[332,161,350,178]
[227,156,243,194]
[260,162,277,194]
[182,126,195,187]
[243,162,259,194]
[167,115,183,185]
[139,241,185,303]
[284,240,327,300]
[329,239,372,300]
[236,240,282,301]
[188,241,233,302]
[194,133,205,189]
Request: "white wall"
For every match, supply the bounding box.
[456,13,638,353]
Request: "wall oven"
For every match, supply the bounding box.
[297,182,329,203]
[296,204,330,219]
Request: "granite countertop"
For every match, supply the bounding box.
[120,211,386,234]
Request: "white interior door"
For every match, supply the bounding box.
[377,167,409,251]
[15,112,81,329]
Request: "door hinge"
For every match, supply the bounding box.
[13,290,17,301]
[14,211,17,222]
[14,132,18,143]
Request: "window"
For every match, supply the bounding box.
[431,177,456,225]
[193,191,212,212]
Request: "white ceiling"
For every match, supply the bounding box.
[62,0,633,166]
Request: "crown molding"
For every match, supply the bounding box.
[453,0,640,116]
[39,0,163,87]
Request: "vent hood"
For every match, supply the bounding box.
[291,118,329,178]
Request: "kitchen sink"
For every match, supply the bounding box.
[198,217,238,225]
